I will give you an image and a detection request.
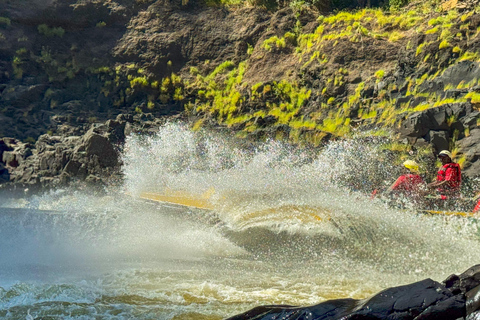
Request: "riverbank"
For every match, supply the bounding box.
[2,0,480,190]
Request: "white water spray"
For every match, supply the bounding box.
[121,122,480,278]
[1,121,480,319]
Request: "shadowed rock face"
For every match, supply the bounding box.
[0,0,274,141]
[2,0,480,188]
[227,265,480,320]
[0,113,169,193]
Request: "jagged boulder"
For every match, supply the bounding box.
[400,102,473,139]
[459,128,480,177]
[398,101,480,175]
[113,0,271,79]
[0,138,33,168]
[227,265,480,320]
[0,114,150,191]
[427,130,449,153]
[82,128,119,168]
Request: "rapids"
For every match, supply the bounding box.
[1,122,480,319]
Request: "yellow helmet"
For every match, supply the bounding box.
[438,150,452,159]
[403,160,419,173]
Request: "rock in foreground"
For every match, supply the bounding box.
[227,265,480,320]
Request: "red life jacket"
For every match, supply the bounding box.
[391,174,424,192]
[473,198,480,213]
[437,162,461,192]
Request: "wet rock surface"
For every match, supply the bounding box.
[227,265,480,320]
[0,113,170,193]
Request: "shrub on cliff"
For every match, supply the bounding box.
[388,0,409,10]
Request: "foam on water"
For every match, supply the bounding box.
[1,121,480,319]
[122,122,480,277]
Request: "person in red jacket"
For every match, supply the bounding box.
[427,150,461,199]
[386,160,425,204]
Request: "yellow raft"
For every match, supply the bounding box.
[133,189,331,223]
[417,196,479,217]
[137,188,215,210]
[419,209,477,218]
[133,189,479,220]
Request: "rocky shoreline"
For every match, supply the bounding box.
[227,265,480,320]
[0,112,178,194]
[2,0,480,189]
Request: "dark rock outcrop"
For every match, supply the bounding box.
[0,0,277,141]
[227,265,480,320]
[1,0,480,187]
[0,113,166,192]
[400,102,473,139]
[398,100,480,177]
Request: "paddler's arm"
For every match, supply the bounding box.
[386,177,403,194]
[427,180,448,189]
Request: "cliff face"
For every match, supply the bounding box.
[1,0,480,189]
[0,0,137,139]
[0,0,274,140]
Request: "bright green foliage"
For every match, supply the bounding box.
[362,109,377,119]
[375,69,385,80]
[425,27,439,34]
[452,46,462,54]
[466,92,480,104]
[439,39,450,49]
[416,43,426,56]
[263,36,286,51]
[130,76,149,87]
[459,51,480,62]
[439,29,451,41]
[191,60,324,140]
[95,63,187,112]
[247,43,254,55]
[194,61,247,125]
[388,31,403,42]
[206,61,234,81]
[415,73,428,86]
[348,82,364,105]
[173,87,184,101]
[12,56,23,79]
[190,66,199,75]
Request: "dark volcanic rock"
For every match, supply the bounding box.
[113,0,270,78]
[398,101,480,175]
[0,84,47,108]
[0,163,9,183]
[83,128,119,168]
[227,265,480,320]
[0,0,136,28]
[0,114,160,191]
[400,102,473,138]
